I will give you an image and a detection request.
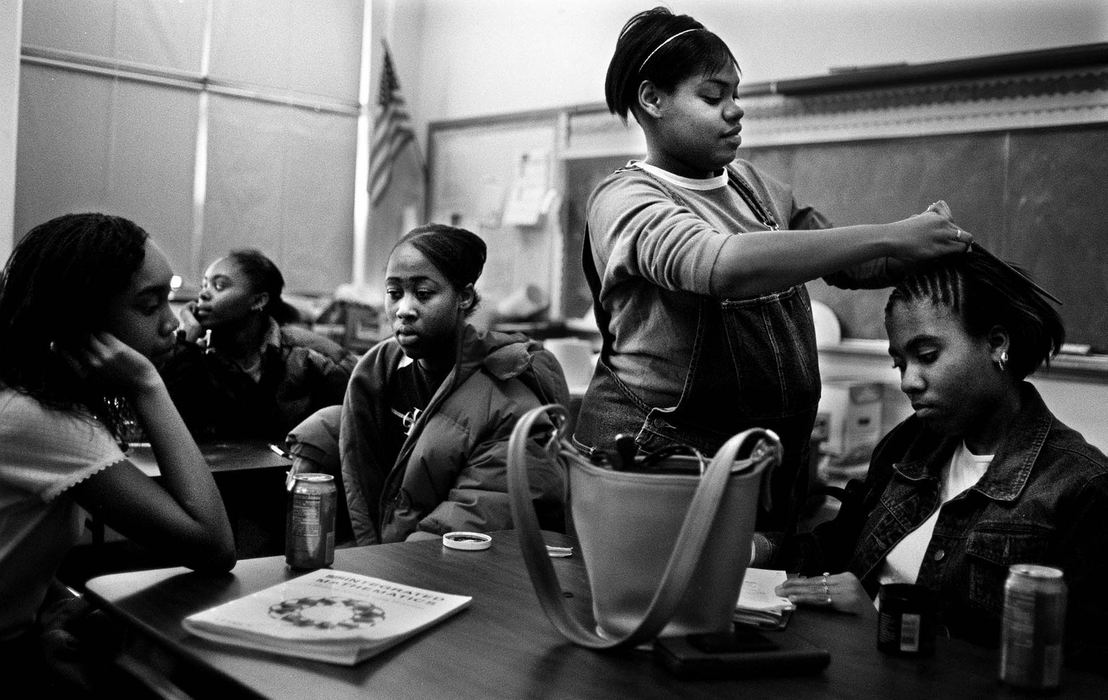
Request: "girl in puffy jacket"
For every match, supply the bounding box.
[338,224,568,544]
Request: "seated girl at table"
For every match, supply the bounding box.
[768,249,1108,670]
[0,213,235,687]
[339,224,568,544]
[161,248,357,442]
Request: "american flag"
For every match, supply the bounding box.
[369,45,415,205]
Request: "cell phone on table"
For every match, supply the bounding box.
[653,623,831,679]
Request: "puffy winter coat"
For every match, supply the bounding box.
[340,325,569,544]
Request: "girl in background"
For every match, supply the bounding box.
[163,248,357,442]
[339,224,567,544]
[575,7,971,535]
[0,213,235,688]
[774,250,1108,671]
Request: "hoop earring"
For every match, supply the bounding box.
[995,350,1009,372]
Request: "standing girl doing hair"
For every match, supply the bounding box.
[0,213,235,685]
[340,224,568,544]
[575,7,972,534]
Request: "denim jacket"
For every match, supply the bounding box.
[788,383,1108,669]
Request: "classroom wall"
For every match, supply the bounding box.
[383,0,1108,146]
[12,0,362,295]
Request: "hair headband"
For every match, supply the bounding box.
[639,27,703,72]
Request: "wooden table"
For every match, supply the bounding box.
[85,533,1105,699]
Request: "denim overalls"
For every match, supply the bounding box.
[574,165,821,533]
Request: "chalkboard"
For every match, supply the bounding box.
[561,124,1108,352]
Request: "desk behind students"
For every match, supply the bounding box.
[122,440,291,479]
[137,440,293,555]
[85,532,1106,699]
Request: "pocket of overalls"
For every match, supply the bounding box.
[573,356,654,452]
[635,406,729,455]
[719,285,820,419]
[964,524,1054,614]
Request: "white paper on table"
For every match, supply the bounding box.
[737,568,795,612]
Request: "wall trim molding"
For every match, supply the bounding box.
[20,44,361,116]
[739,66,1108,147]
[554,44,1108,155]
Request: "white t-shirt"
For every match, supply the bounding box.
[877,442,993,588]
[0,389,125,639]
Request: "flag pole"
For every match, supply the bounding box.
[351,0,374,288]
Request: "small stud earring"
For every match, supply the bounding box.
[995,350,1009,372]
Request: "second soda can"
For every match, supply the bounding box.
[285,473,337,570]
[999,563,1067,691]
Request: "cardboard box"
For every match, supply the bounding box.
[817,379,885,462]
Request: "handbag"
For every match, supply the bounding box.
[507,404,781,650]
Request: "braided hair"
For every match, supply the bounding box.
[0,213,150,435]
[886,249,1064,380]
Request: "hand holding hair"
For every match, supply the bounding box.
[926,200,973,251]
[925,199,952,218]
[890,199,973,262]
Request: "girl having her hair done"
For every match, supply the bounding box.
[773,249,1108,672]
[0,213,235,689]
[574,7,972,535]
[338,224,568,544]
[161,248,357,442]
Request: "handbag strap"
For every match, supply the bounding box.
[507,405,779,650]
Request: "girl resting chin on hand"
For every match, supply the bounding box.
[0,213,235,691]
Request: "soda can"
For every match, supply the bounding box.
[285,473,336,570]
[999,564,1067,690]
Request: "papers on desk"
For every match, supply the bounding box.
[734,568,795,630]
[182,570,471,665]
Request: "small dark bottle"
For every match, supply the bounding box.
[876,583,936,657]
